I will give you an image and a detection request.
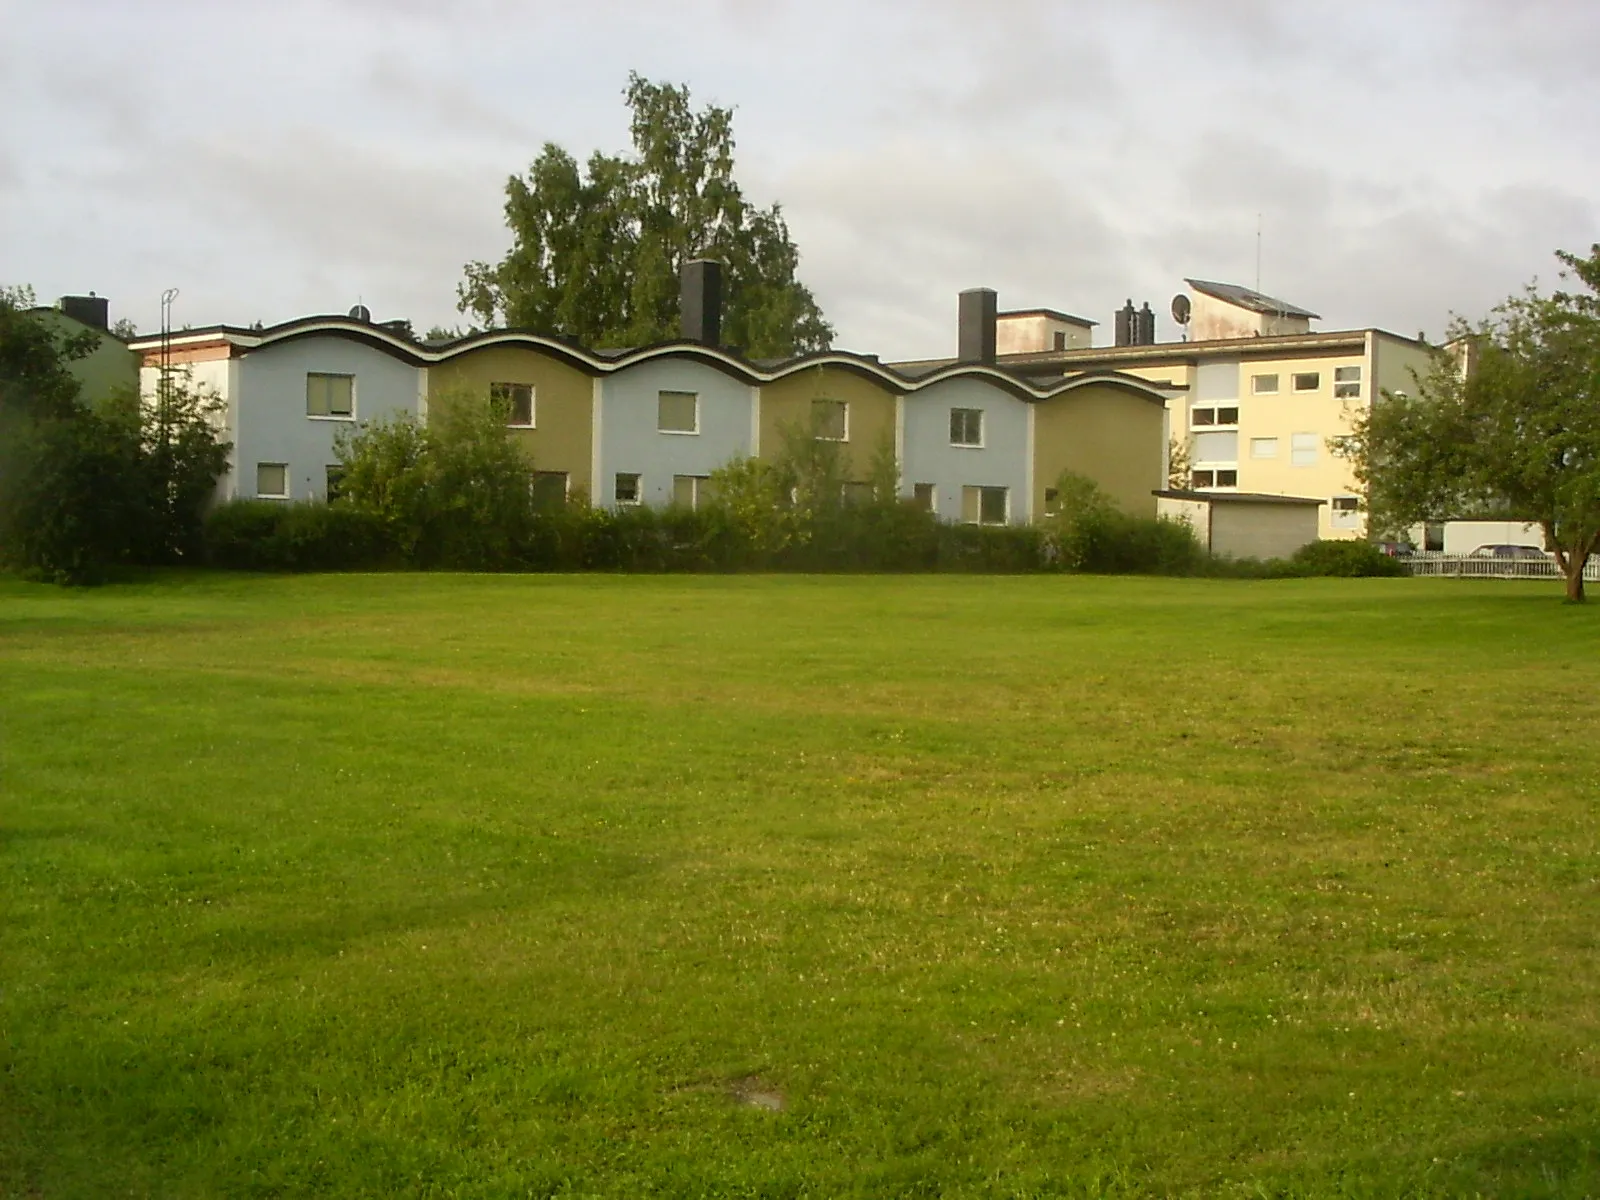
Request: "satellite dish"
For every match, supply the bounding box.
[348,304,372,322]
[1171,294,1192,325]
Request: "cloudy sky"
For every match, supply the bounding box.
[4,0,1597,358]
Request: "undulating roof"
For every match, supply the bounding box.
[1184,279,1320,320]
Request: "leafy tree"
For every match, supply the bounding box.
[460,73,833,357]
[0,285,93,421]
[1341,246,1600,602]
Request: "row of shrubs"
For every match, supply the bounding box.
[200,495,1405,578]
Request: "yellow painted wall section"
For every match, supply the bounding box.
[1033,384,1165,517]
[429,346,595,496]
[758,365,899,479]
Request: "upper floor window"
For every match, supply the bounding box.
[1191,468,1238,489]
[812,398,848,441]
[658,390,698,434]
[1191,406,1239,427]
[1291,432,1320,466]
[1251,373,1280,395]
[306,372,354,418]
[950,407,983,447]
[492,381,534,427]
[1334,365,1362,399]
[1292,371,1321,393]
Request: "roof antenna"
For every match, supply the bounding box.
[1255,213,1262,294]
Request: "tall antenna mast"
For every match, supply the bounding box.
[1255,214,1262,293]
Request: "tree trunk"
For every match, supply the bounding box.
[1565,559,1586,603]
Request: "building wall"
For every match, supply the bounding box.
[1210,502,1322,560]
[996,314,1092,355]
[235,337,421,502]
[596,357,755,508]
[31,310,140,403]
[901,377,1032,524]
[1156,496,1211,547]
[429,344,595,497]
[141,352,238,501]
[1033,383,1165,517]
[757,364,898,481]
[1189,291,1311,341]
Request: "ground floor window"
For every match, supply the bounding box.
[531,471,568,510]
[1044,487,1060,515]
[256,463,288,498]
[1331,495,1361,529]
[615,473,641,505]
[325,465,345,501]
[912,483,936,511]
[672,474,710,510]
[961,484,1008,525]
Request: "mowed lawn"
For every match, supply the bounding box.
[2,573,1598,1198]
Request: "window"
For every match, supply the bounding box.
[256,462,288,498]
[1249,437,1279,459]
[1334,365,1362,399]
[325,465,345,501]
[913,482,936,511]
[614,473,641,505]
[1190,469,1237,489]
[1251,373,1280,395]
[1044,487,1060,515]
[1292,371,1321,393]
[1052,331,1067,351]
[1331,494,1361,529]
[492,381,534,426]
[1192,431,1238,462]
[1191,407,1215,427]
[672,474,709,509]
[842,481,875,506]
[531,471,568,510]
[961,485,1007,525]
[1215,469,1238,487]
[812,398,848,441]
[306,373,354,418]
[950,407,983,447]
[1217,406,1239,425]
[658,390,698,434]
[1291,432,1319,466]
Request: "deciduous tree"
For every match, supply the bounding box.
[459,74,832,358]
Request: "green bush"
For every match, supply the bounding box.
[1284,539,1406,577]
[204,501,392,571]
[1044,472,1205,575]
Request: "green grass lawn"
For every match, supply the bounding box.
[2,572,1598,1198]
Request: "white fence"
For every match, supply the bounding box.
[1404,552,1600,581]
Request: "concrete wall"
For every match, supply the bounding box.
[141,354,238,501]
[1210,502,1322,560]
[901,377,1031,524]
[757,364,897,481]
[1156,496,1211,545]
[429,344,595,497]
[596,357,755,508]
[996,314,1092,354]
[1189,291,1312,341]
[235,337,422,502]
[1033,383,1165,517]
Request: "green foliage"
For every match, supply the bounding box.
[0,298,231,583]
[1044,471,1205,574]
[1342,244,1600,600]
[203,501,394,571]
[1283,538,1406,578]
[460,73,832,357]
[334,389,538,569]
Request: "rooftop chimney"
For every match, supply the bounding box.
[1114,299,1136,347]
[680,259,722,346]
[59,294,109,330]
[958,288,997,364]
[1136,301,1156,345]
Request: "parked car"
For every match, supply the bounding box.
[1468,544,1549,560]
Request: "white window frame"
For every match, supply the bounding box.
[1251,373,1280,395]
[672,473,709,509]
[256,462,290,499]
[811,398,849,442]
[1291,432,1320,467]
[1291,371,1322,393]
[961,484,1008,525]
[614,472,642,506]
[912,482,936,512]
[657,390,700,435]
[949,407,984,448]
[1330,494,1361,529]
[306,372,356,421]
[492,381,536,428]
[1249,437,1279,460]
[1334,366,1362,399]
[1190,468,1238,490]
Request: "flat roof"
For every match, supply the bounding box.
[997,308,1097,327]
[1155,488,1326,506]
